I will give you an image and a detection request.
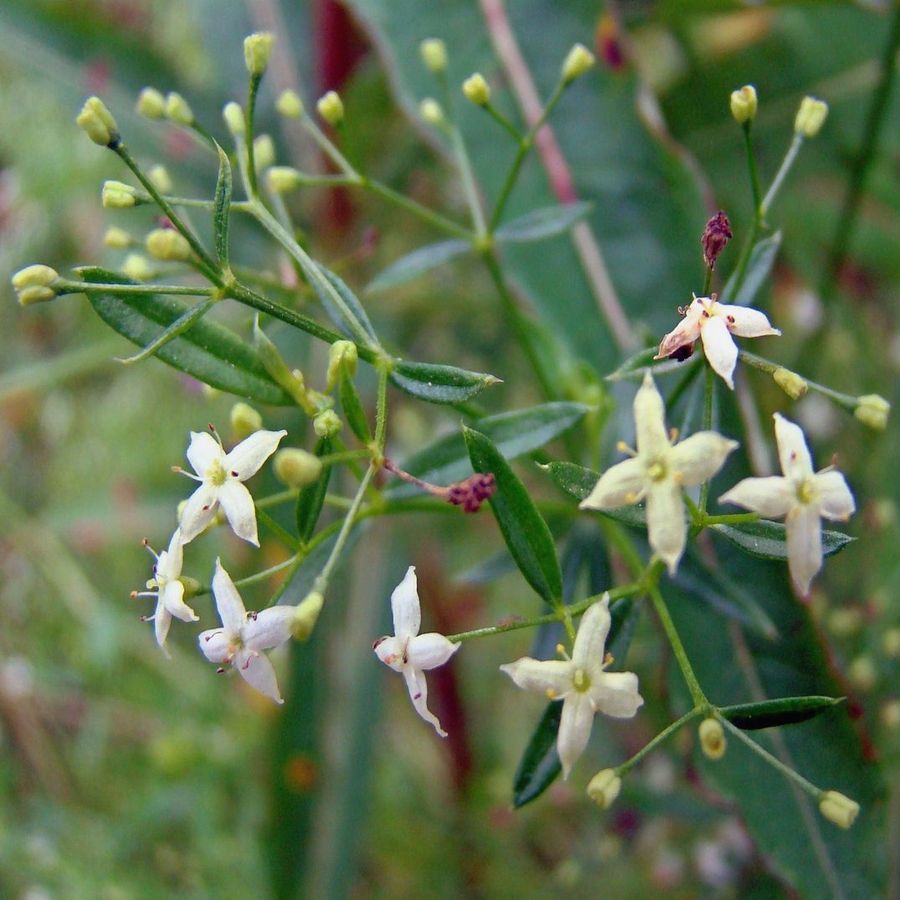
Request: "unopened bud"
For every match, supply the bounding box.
[146,228,192,262]
[701,210,732,270]
[698,718,726,760]
[730,85,757,124]
[848,656,877,692]
[462,73,490,106]
[818,790,859,829]
[244,32,274,77]
[773,367,808,400]
[148,164,172,194]
[276,89,304,118]
[419,98,444,127]
[313,409,342,438]
[292,591,324,640]
[103,226,133,249]
[76,96,119,147]
[230,402,263,439]
[122,253,153,281]
[165,92,194,125]
[587,769,621,809]
[794,96,828,138]
[12,265,60,305]
[223,101,245,136]
[326,340,358,391]
[274,448,323,489]
[561,43,595,84]
[317,91,344,126]
[253,133,275,171]
[102,180,144,209]
[882,628,900,659]
[136,87,166,119]
[854,394,889,430]
[419,38,447,73]
[827,607,862,637]
[447,472,496,513]
[267,166,302,194]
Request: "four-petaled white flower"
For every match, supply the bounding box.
[132,527,198,654]
[500,595,643,780]
[178,429,286,546]
[656,294,781,389]
[719,413,855,596]
[580,373,738,575]
[198,559,296,703]
[373,566,460,737]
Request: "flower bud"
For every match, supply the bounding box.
[818,790,859,829]
[462,73,490,106]
[326,340,358,391]
[230,402,263,439]
[730,85,757,124]
[773,367,808,400]
[122,253,153,281]
[244,32,274,77]
[13,264,61,305]
[561,43,595,84]
[701,210,732,270]
[419,98,444,127]
[267,166,302,194]
[848,656,877,692]
[317,91,344,126]
[698,717,726,760]
[253,134,275,171]
[103,226,133,249]
[292,591,324,640]
[136,87,166,119]
[794,96,828,138]
[178,576,203,599]
[313,409,342,438]
[165,92,194,125]
[145,228,192,262]
[587,769,621,809]
[882,627,900,659]
[76,96,119,146]
[854,394,889,430]
[223,101,245,137]
[420,38,447,73]
[276,89,304,119]
[148,164,172,194]
[274,448,323,489]
[101,180,144,209]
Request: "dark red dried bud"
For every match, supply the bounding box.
[595,14,626,71]
[447,473,496,513]
[701,211,733,270]
[669,343,695,362]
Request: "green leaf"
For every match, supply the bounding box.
[317,266,380,348]
[495,201,592,243]
[711,519,854,561]
[389,359,500,404]
[389,403,589,498]
[512,700,563,808]
[464,426,562,605]
[339,374,372,443]
[604,346,658,382]
[721,232,782,307]
[720,696,845,731]
[296,436,333,543]
[366,238,470,292]
[212,142,232,267]
[540,461,647,528]
[78,267,293,405]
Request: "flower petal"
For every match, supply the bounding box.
[500,658,574,699]
[655,302,702,359]
[646,481,686,575]
[154,604,172,654]
[591,671,643,718]
[198,628,230,663]
[571,597,611,671]
[390,566,420,639]
[157,528,184,581]
[162,579,198,623]
[245,605,295,652]
[224,429,287,481]
[218,480,259,546]
[700,315,738,389]
[579,458,646,510]
[407,632,459,670]
[374,635,406,672]
[179,483,219,544]
[669,432,738,486]
[719,476,794,518]
[402,665,446,736]
[718,303,781,338]
[186,431,223,477]
[558,692,594,780]
[786,503,822,596]
[773,414,813,479]
[634,372,670,457]
[814,470,855,521]
[211,559,247,634]
[236,650,283,704]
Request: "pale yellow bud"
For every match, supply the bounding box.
[16,286,56,306]
[794,96,828,138]
[313,409,342,438]
[76,96,119,146]
[818,790,859,829]
[698,718,727,760]
[122,253,153,281]
[136,87,166,119]
[586,769,621,809]
[165,92,194,125]
[854,394,889,430]
[12,264,60,292]
[561,43,595,84]
[292,591,324,640]
[462,73,490,106]
[274,448,323,489]
[848,656,877,692]
[419,38,447,73]
[882,628,900,659]
[103,226,133,249]
[102,180,143,209]
[145,228,192,262]
[253,133,275,171]
[223,101,245,137]
[882,699,900,730]
[326,339,358,390]
[276,89,304,119]
[317,91,344,126]
[773,367,808,400]
[244,32,274,77]
[267,166,302,194]
[827,607,862,637]
[730,85,758,124]
[229,402,263,439]
[419,98,444,126]
[148,164,173,194]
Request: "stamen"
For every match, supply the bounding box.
[545,688,558,700]
[230,470,239,478]
[208,423,224,449]
[616,441,637,458]
[669,427,679,442]
[171,465,202,481]
[141,538,159,560]
[216,666,226,674]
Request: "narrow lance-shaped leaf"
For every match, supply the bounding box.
[213,142,233,267]
[513,700,563,808]
[296,436,334,543]
[720,232,782,307]
[720,696,845,731]
[495,201,593,244]
[339,373,372,443]
[711,520,854,561]
[366,238,470,293]
[540,461,647,528]
[390,359,500,405]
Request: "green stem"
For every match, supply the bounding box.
[448,122,487,237]
[299,113,359,178]
[649,585,708,707]
[702,512,761,526]
[698,363,715,517]
[483,103,524,142]
[256,507,299,549]
[739,350,858,410]
[617,709,702,776]
[245,73,262,196]
[362,177,472,240]
[760,133,803,220]
[116,297,219,364]
[743,122,763,212]
[374,361,389,453]
[60,281,216,297]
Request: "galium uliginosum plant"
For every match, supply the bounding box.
[14,30,891,841]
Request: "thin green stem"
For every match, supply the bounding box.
[649,585,708,707]
[59,281,216,298]
[116,297,219,364]
[617,709,702,776]
[760,133,803,220]
[702,512,761,526]
[299,113,359,178]
[739,350,858,410]
[362,177,472,240]
[483,103,524,142]
[701,266,713,296]
[743,122,763,212]
[256,507,299,549]
[245,73,262,196]
[374,361,389,453]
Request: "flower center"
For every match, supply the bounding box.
[206,459,228,486]
[646,460,667,482]
[572,667,591,692]
[796,477,816,505]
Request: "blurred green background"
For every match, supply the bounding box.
[0,1,897,897]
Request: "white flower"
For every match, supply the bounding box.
[719,414,855,595]
[178,429,286,546]
[373,566,459,737]
[580,373,738,574]
[655,294,781,389]
[198,559,295,703]
[500,596,643,780]
[132,528,198,654]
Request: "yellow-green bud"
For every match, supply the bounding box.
[462,73,490,106]
[827,607,862,637]
[818,790,859,829]
[103,226,133,249]
[267,166,302,194]
[317,91,344,126]
[136,87,166,119]
[145,228,192,262]
[230,402,263,439]
[179,576,203,599]
[848,656,877,692]
[12,264,60,292]
[773,367,808,400]
[165,92,194,125]
[276,89,304,118]
[244,32,274,77]
[419,98,444,126]
[76,96,119,146]
[148,164,172,194]
[794,96,828,138]
[101,180,142,209]
[419,38,447,73]
[313,409,342,438]
[854,394,889,430]
[587,769,621,809]
[253,134,275,171]
[122,253,153,281]
[882,627,900,659]
[292,591,324,640]
[698,718,727,760]
[561,43,595,84]
[326,339,358,391]
[730,85,758,124]
[274,448,323,489]
[16,286,57,306]
[223,101,245,137]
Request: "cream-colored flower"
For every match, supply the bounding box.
[580,373,738,574]
[719,414,855,595]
